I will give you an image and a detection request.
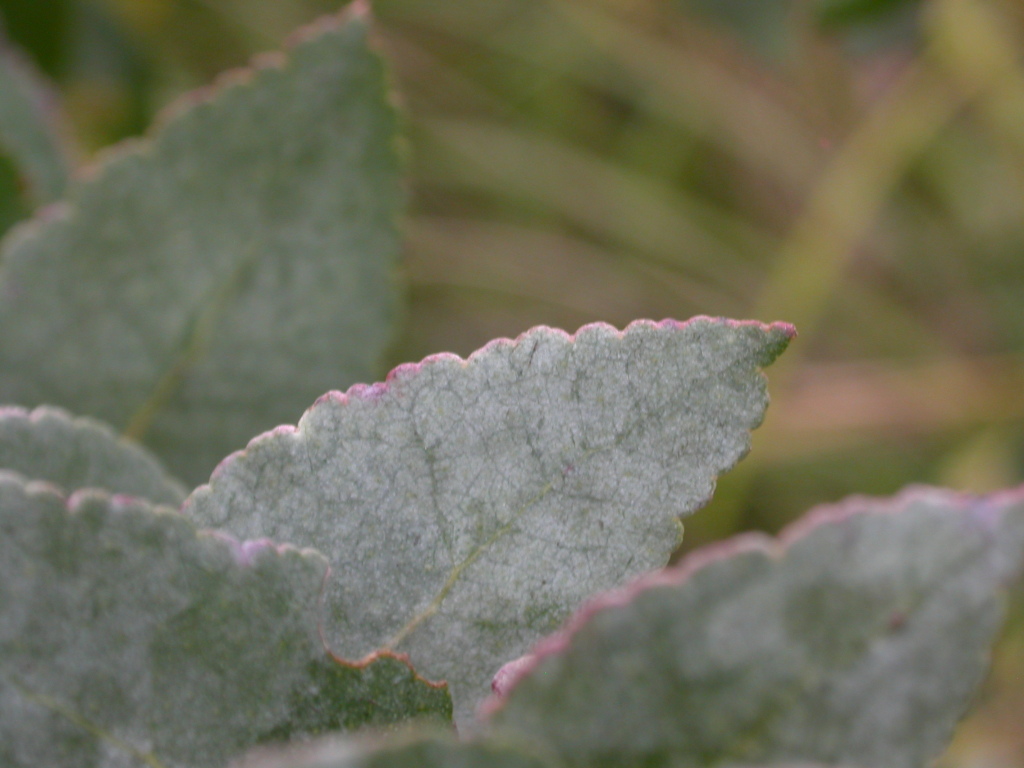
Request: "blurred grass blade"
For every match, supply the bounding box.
[929,0,1024,172]
[406,215,741,319]
[0,26,76,206]
[753,55,983,383]
[418,117,767,293]
[765,353,1024,461]
[557,0,824,196]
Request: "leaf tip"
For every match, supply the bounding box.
[765,320,797,358]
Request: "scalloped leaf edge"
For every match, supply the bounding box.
[203,316,795,484]
[482,483,1024,714]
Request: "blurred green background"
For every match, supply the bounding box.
[1,0,1022,764]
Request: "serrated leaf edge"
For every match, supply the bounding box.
[0,0,374,276]
[0,470,332,767]
[481,482,1024,718]
[196,316,795,488]
[0,403,188,502]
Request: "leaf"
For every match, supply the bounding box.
[0,27,74,205]
[185,317,794,723]
[0,405,186,505]
[232,732,557,768]
[0,3,403,484]
[484,487,1024,768]
[0,152,31,242]
[0,473,449,768]
[258,653,452,743]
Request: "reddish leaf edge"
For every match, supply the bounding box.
[148,0,371,135]
[0,403,188,498]
[0,1,373,256]
[0,469,324,571]
[480,482,1024,717]
[182,316,792,696]
[0,470,451,691]
[194,316,795,488]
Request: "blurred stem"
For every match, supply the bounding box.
[937,426,1020,493]
[766,354,1024,460]
[558,0,823,198]
[929,0,1024,182]
[695,45,981,544]
[753,62,964,374]
[417,117,768,295]
[405,215,738,317]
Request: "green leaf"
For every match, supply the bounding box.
[233,733,556,768]
[485,487,1024,768]
[0,473,448,768]
[0,4,403,484]
[0,27,74,205]
[0,405,186,505]
[186,317,794,723]
[258,653,453,743]
[0,151,31,241]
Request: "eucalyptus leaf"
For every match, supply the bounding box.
[0,405,186,505]
[186,316,793,723]
[233,733,556,768]
[485,487,1024,768]
[0,27,73,206]
[0,4,402,484]
[0,472,449,768]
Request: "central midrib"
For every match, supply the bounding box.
[122,242,260,442]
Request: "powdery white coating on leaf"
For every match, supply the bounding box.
[232,732,557,768]
[0,473,449,768]
[186,316,794,725]
[484,486,1024,768]
[0,473,328,767]
[0,5,402,484]
[0,405,187,505]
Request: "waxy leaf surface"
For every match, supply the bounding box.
[0,405,186,505]
[0,473,449,768]
[486,487,1024,768]
[0,5,402,484]
[186,317,793,722]
[0,29,73,205]
[234,733,555,768]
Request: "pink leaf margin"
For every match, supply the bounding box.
[480,482,1024,718]
[196,316,796,488]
